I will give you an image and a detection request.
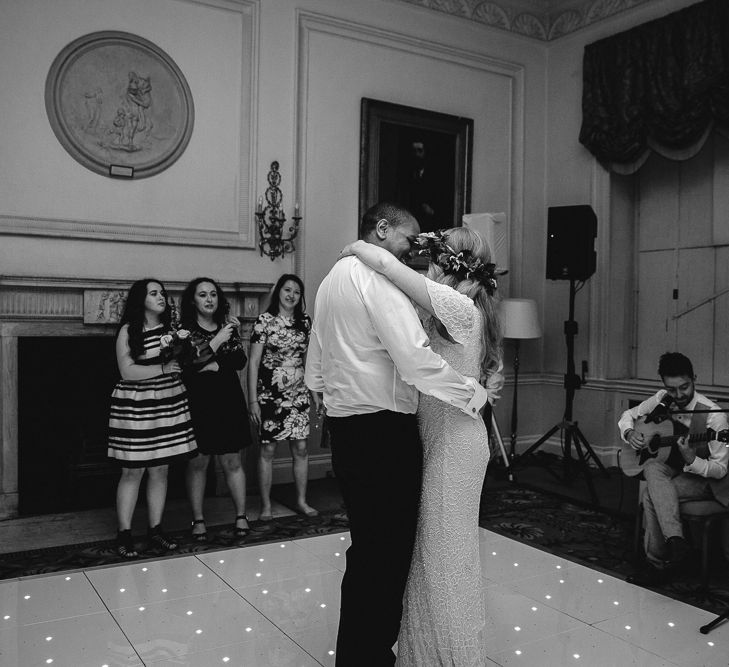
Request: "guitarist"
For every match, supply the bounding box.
[618,353,729,586]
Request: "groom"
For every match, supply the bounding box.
[305,202,488,666]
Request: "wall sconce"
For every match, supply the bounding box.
[255,161,302,260]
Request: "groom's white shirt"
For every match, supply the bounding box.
[304,256,487,418]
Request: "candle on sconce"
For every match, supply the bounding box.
[294,202,300,217]
[257,196,263,213]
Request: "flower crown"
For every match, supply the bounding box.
[412,230,505,295]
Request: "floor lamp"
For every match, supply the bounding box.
[499,298,542,463]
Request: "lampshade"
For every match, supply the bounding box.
[499,298,542,340]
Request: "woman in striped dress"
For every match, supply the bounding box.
[108,278,197,558]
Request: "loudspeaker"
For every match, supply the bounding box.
[546,205,597,281]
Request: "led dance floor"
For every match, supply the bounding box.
[0,529,726,666]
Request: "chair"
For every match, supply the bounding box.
[633,481,729,590]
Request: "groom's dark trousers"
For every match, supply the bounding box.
[328,410,423,667]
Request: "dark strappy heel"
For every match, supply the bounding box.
[190,518,208,543]
[147,524,178,551]
[117,529,138,559]
[234,514,250,538]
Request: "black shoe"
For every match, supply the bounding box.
[116,529,139,559]
[665,536,691,564]
[627,564,672,587]
[234,514,250,538]
[190,519,208,543]
[148,525,178,551]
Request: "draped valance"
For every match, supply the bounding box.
[579,0,729,174]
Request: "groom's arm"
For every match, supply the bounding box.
[363,271,487,419]
[304,325,325,393]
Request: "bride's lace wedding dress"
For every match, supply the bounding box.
[396,279,490,666]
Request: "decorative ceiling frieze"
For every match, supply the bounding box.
[395,0,658,40]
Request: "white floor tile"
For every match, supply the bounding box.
[293,532,351,572]
[143,633,322,666]
[110,589,280,662]
[594,593,729,667]
[0,612,142,666]
[507,565,667,624]
[0,573,106,627]
[86,555,228,609]
[237,569,343,634]
[480,536,580,584]
[286,620,339,667]
[196,541,336,588]
[482,583,584,653]
[491,624,679,666]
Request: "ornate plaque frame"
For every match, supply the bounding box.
[45,31,194,179]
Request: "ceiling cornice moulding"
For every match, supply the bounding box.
[395,0,657,41]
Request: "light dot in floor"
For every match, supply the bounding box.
[45,636,52,641]
[245,627,252,632]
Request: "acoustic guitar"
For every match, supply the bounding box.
[617,416,729,478]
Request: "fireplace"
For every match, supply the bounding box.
[0,276,270,520]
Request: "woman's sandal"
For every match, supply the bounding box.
[234,514,250,538]
[191,518,208,543]
[117,529,139,559]
[148,525,178,551]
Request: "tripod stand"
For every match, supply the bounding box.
[700,608,729,634]
[513,278,607,506]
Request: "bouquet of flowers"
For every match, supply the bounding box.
[159,300,195,365]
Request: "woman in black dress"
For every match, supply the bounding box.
[181,277,252,541]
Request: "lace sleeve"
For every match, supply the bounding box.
[424,278,476,345]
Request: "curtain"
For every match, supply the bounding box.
[579,0,729,174]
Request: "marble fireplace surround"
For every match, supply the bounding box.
[0,276,272,521]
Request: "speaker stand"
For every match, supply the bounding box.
[512,279,607,507]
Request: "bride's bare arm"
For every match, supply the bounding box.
[342,240,435,317]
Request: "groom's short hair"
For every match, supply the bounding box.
[360,202,413,239]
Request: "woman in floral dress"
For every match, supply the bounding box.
[248,274,320,520]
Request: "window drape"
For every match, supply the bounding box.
[579,0,729,174]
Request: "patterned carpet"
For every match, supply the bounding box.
[0,510,349,581]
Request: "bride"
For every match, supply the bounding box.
[342,226,502,666]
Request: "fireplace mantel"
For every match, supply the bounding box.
[0,276,272,520]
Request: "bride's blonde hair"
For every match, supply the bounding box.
[426,227,503,381]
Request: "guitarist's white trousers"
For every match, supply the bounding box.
[642,460,714,567]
